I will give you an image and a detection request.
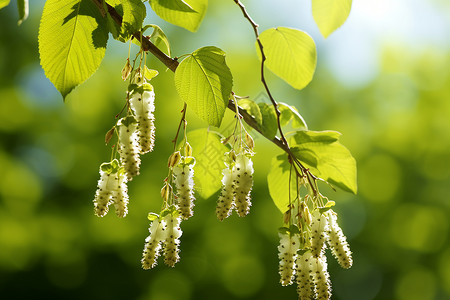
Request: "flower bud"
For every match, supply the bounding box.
[168,151,181,168]
[121,58,132,81]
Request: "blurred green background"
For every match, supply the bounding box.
[1,0,450,299]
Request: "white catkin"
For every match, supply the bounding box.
[278,232,301,286]
[233,154,254,217]
[113,172,129,218]
[93,170,119,217]
[141,219,167,269]
[173,163,195,219]
[311,211,328,258]
[129,90,156,154]
[296,251,314,300]
[163,214,183,267]
[326,210,353,269]
[216,167,235,221]
[118,120,141,180]
[310,254,331,300]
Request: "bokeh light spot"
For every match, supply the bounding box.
[359,154,401,202]
[390,203,448,252]
[395,267,436,300]
[222,255,265,298]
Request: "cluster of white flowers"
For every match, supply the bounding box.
[216,152,254,220]
[277,209,352,300]
[141,211,183,269]
[129,82,156,154]
[278,231,301,286]
[173,159,196,220]
[117,117,141,180]
[93,161,129,218]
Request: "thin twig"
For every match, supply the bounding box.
[172,103,188,151]
[91,0,317,184]
[232,0,288,146]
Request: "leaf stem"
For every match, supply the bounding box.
[91,0,318,186]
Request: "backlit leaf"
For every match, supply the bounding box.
[149,0,208,32]
[312,0,352,38]
[268,154,297,214]
[39,0,108,99]
[175,46,233,127]
[290,130,357,193]
[187,129,229,199]
[258,27,317,90]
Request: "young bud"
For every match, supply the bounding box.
[173,162,196,219]
[117,117,141,180]
[168,151,181,168]
[326,210,353,269]
[296,251,314,300]
[233,153,254,217]
[184,142,193,157]
[310,211,328,258]
[121,58,132,81]
[141,219,167,269]
[302,203,312,226]
[163,213,183,267]
[245,132,255,150]
[278,231,300,286]
[161,182,172,202]
[105,126,115,145]
[216,167,235,221]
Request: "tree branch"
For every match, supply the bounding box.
[91,0,302,164]
[232,0,289,147]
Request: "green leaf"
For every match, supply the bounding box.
[258,27,317,90]
[268,154,297,214]
[312,0,352,38]
[237,98,262,127]
[258,103,277,139]
[143,66,159,81]
[174,46,233,127]
[149,0,208,32]
[187,128,229,199]
[17,0,28,25]
[290,130,357,193]
[0,0,10,10]
[117,0,146,41]
[145,24,171,56]
[39,0,109,99]
[278,102,308,129]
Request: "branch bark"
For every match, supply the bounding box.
[91,0,293,159]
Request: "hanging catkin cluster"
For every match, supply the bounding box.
[173,160,196,220]
[278,207,352,300]
[92,67,158,218]
[93,159,129,218]
[141,209,183,269]
[129,74,156,154]
[216,151,254,220]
